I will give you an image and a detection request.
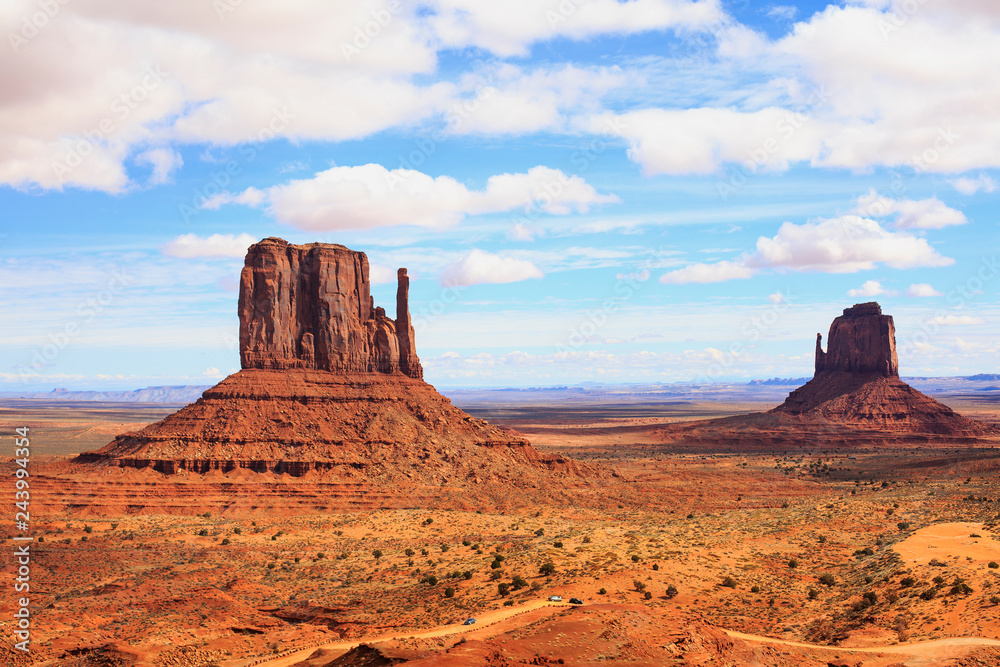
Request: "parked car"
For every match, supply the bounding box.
[548,595,562,602]
[569,598,584,605]
[463,618,476,625]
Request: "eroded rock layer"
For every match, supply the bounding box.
[657,302,994,447]
[239,237,422,378]
[76,238,570,479]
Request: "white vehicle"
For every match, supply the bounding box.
[548,595,562,602]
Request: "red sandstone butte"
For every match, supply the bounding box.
[657,302,995,447]
[76,238,573,478]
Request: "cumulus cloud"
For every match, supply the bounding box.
[951,174,997,195]
[135,148,183,185]
[847,280,892,298]
[161,233,258,258]
[928,315,985,326]
[853,190,967,229]
[660,259,756,284]
[601,4,1000,176]
[659,215,953,284]
[208,164,618,231]
[428,0,725,57]
[0,0,722,192]
[906,283,944,298]
[440,249,543,287]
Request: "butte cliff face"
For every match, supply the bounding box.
[239,238,422,378]
[77,239,574,481]
[774,302,989,435]
[657,302,994,448]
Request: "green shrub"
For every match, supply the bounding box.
[665,585,678,598]
[721,576,737,588]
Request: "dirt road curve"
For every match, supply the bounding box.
[227,599,569,667]
[724,628,1000,665]
[229,601,1000,667]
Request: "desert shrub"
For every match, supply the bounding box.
[631,555,640,563]
[489,570,502,581]
[84,526,93,534]
[421,548,429,556]
[900,576,915,588]
[198,529,209,536]
[818,574,836,587]
[267,563,275,570]
[498,583,510,596]
[598,588,607,595]
[750,585,760,593]
[440,544,450,552]
[920,589,937,600]
[686,513,695,519]
[652,563,659,571]
[898,522,910,530]
[989,562,999,569]
[932,575,944,585]
[721,576,737,588]
[991,596,1000,605]
[644,591,652,600]
[633,580,647,593]
[553,541,563,548]
[535,528,545,536]
[582,536,592,544]
[531,581,542,591]
[316,552,325,559]
[788,559,799,569]
[511,575,528,590]
[444,587,455,598]
[818,535,827,544]
[405,548,415,557]
[854,547,875,557]
[928,558,946,567]
[463,570,472,580]
[808,588,819,600]
[462,540,471,546]
[540,562,556,576]
[372,549,383,560]
[421,574,438,586]
[665,585,678,598]
[221,538,230,545]
[490,560,501,570]
[950,582,973,595]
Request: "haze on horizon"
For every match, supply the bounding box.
[2,0,998,391]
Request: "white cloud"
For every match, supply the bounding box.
[906,283,943,298]
[847,280,891,298]
[135,148,183,185]
[853,190,967,229]
[161,233,258,258]
[601,4,1000,176]
[427,0,725,57]
[660,259,755,284]
[507,223,538,241]
[767,291,785,304]
[659,215,953,284]
[368,263,397,285]
[440,249,543,287]
[951,174,997,195]
[447,64,632,135]
[210,164,618,231]
[766,5,798,20]
[928,315,985,326]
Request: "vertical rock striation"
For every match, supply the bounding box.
[238,237,421,378]
[75,238,581,481]
[814,302,898,377]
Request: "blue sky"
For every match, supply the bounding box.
[2,0,998,390]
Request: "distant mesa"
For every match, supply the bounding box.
[659,302,995,447]
[76,238,575,480]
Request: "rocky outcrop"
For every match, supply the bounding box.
[814,302,898,376]
[239,237,422,378]
[772,303,990,435]
[76,238,577,482]
[657,302,995,448]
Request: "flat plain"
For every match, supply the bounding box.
[4,385,1000,666]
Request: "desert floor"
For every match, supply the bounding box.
[4,393,1000,666]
